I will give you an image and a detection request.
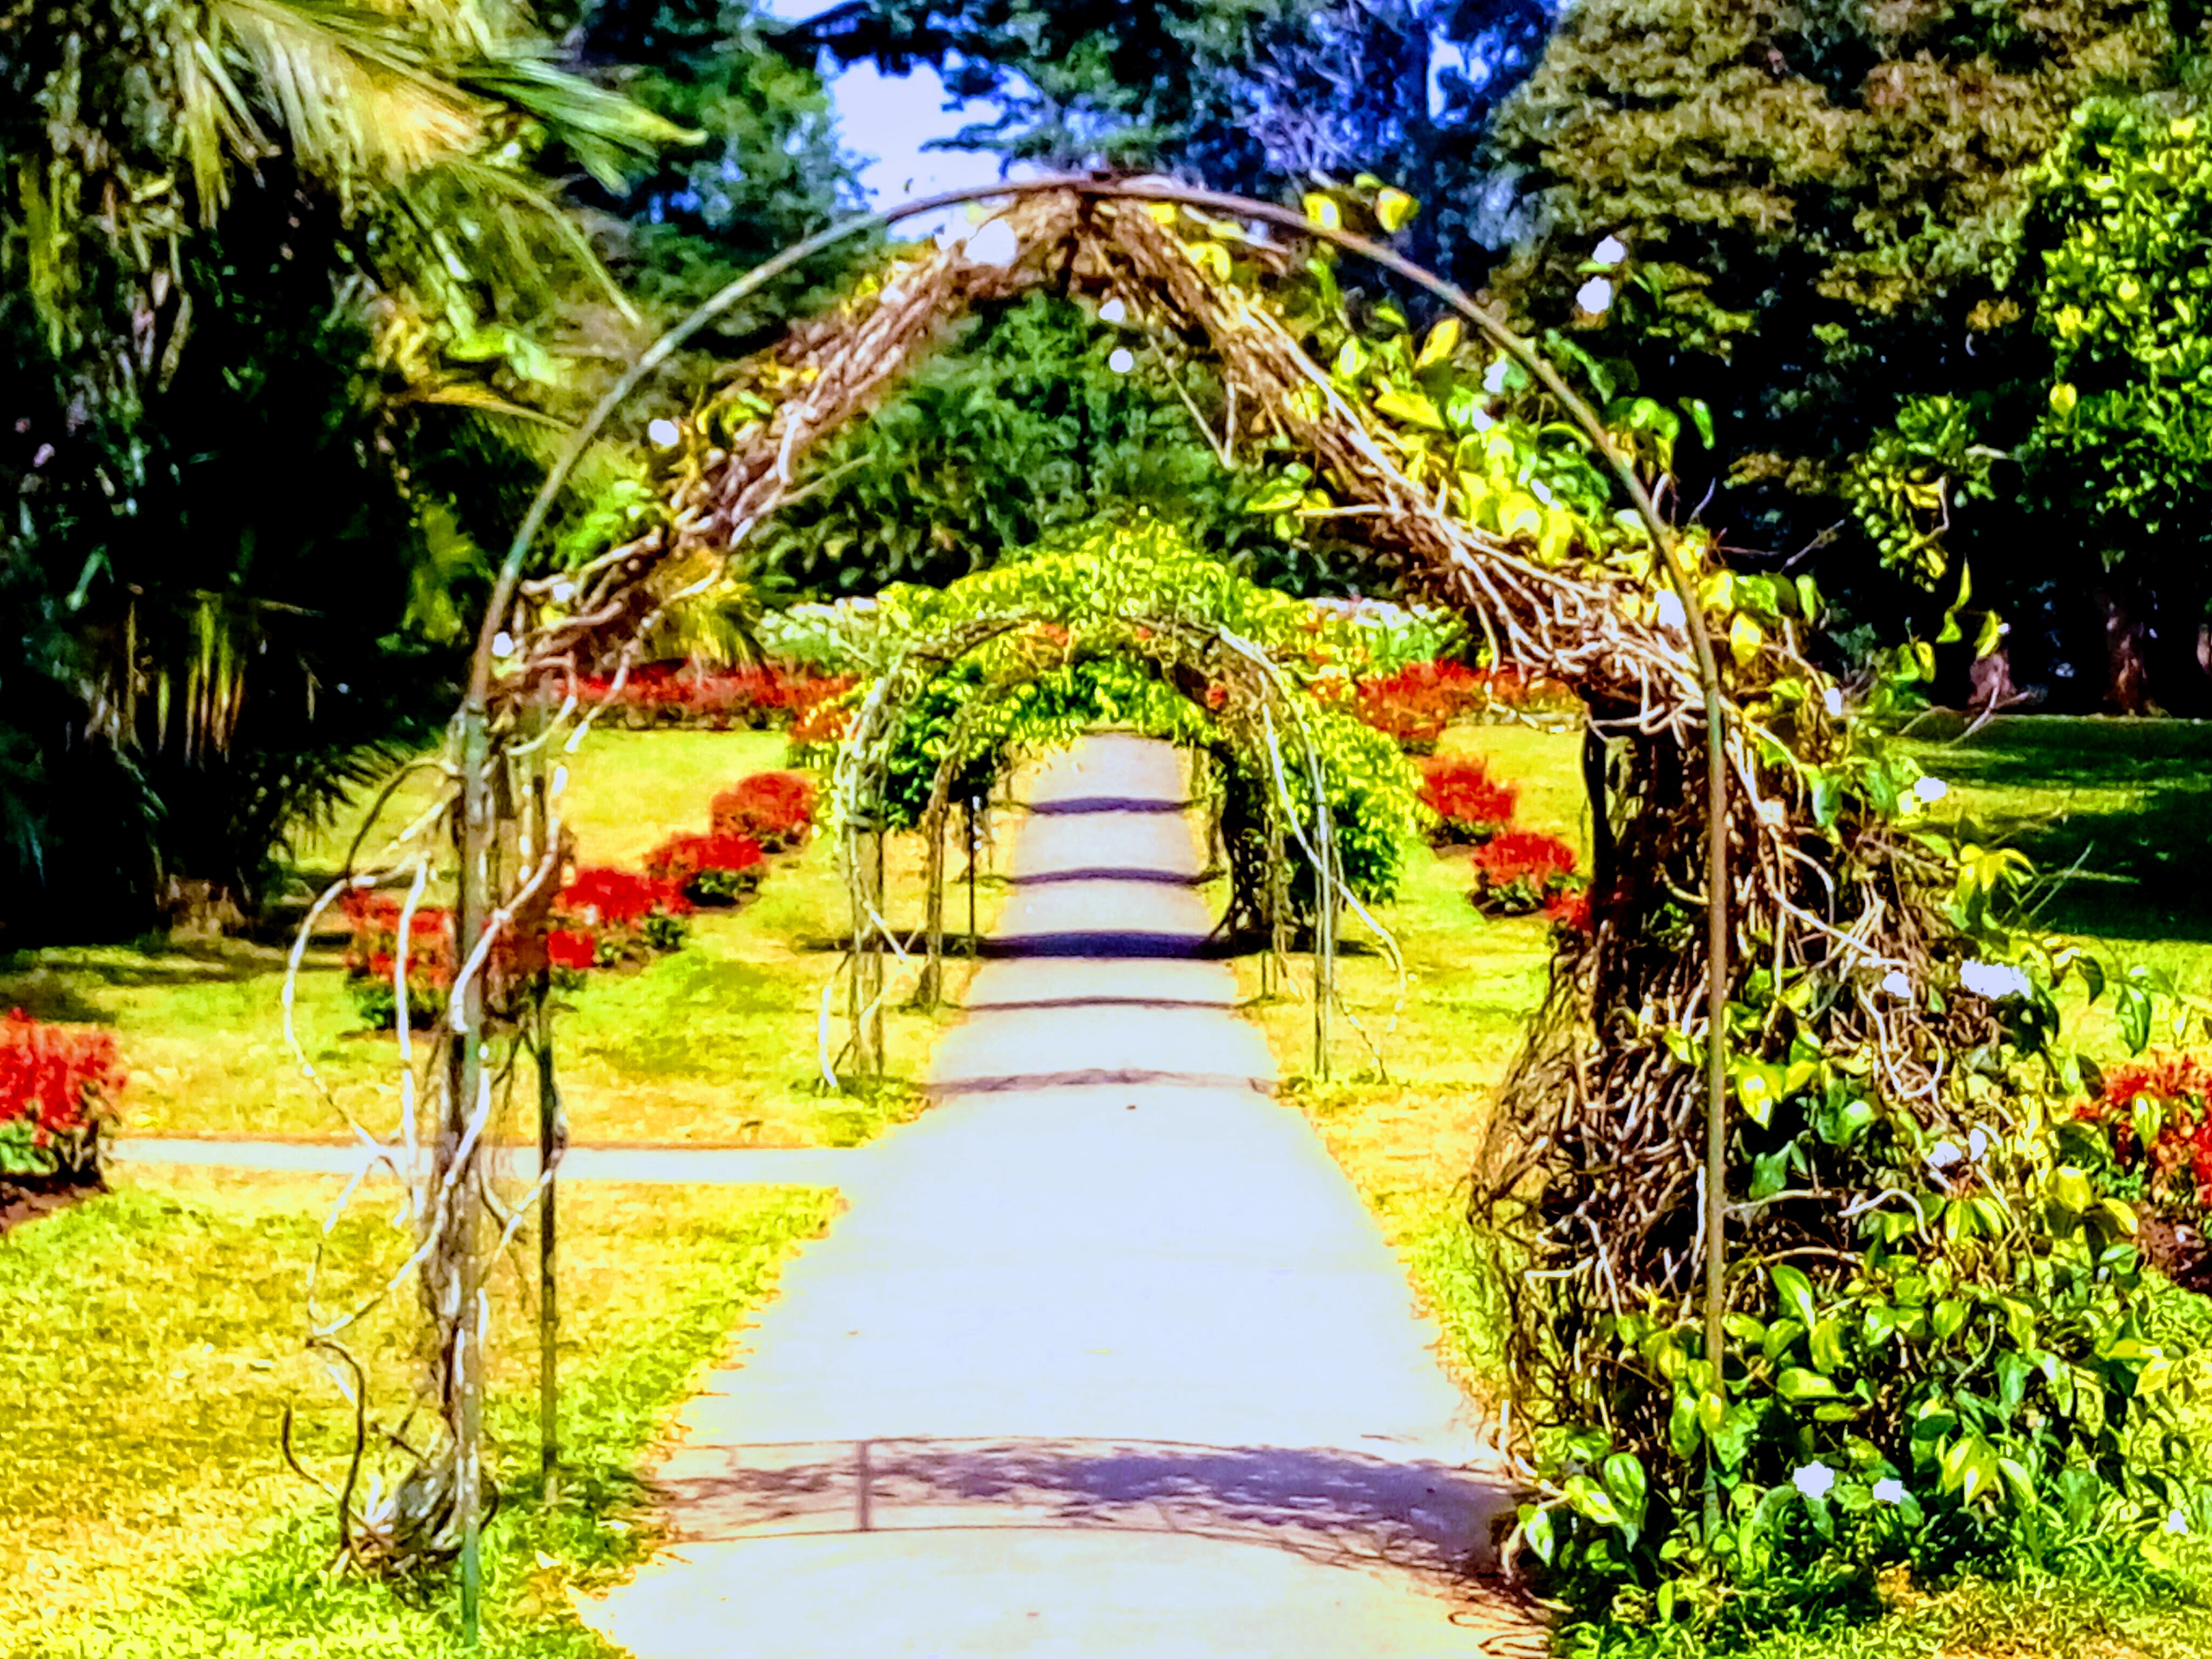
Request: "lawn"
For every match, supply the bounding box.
[5,1163,832,1659]
[1899,714,2212,1049]
[0,730,1001,1149]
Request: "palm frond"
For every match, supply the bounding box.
[213,0,484,194]
[462,52,702,193]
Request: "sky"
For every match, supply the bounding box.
[760,1,1009,238]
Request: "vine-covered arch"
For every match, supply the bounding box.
[295,174,2179,1642]
[815,518,1420,1082]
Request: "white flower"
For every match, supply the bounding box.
[1483,359,1510,395]
[1792,1462,1837,1501]
[1098,296,1128,325]
[1913,775,1950,802]
[1593,235,1629,267]
[1928,1141,1964,1171]
[1881,969,1913,999]
[491,631,514,658]
[1655,590,1687,630]
[2168,1507,2191,1535]
[1108,347,1136,375]
[1576,276,1615,315]
[1872,1478,1907,1506]
[1822,686,1845,717]
[1960,959,2033,1001]
[646,417,682,449]
[965,217,1020,268]
[1968,1126,1990,1162]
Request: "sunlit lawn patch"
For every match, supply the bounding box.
[0,732,996,1148]
[6,1163,831,1659]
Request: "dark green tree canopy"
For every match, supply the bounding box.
[1483,0,2179,671]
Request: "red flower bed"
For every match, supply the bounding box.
[558,866,691,927]
[1420,756,1520,844]
[711,772,815,851]
[1354,659,1485,751]
[2077,1053,2212,1213]
[564,662,856,732]
[1469,831,1583,917]
[545,927,599,976]
[1351,658,1581,750]
[645,832,768,905]
[1543,888,1594,934]
[1,1010,125,1179]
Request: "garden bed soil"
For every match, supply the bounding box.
[2136,1205,2212,1294]
[0,1171,102,1237]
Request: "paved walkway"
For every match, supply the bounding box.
[581,734,1530,1657]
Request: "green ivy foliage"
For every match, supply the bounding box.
[842,517,1421,905]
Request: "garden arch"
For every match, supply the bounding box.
[819,524,1421,1080]
[295,174,2054,1638]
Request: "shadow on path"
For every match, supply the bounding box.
[658,1435,1519,1580]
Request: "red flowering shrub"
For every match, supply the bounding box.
[1469,831,1582,917]
[711,772,815,851]
[565,662,857,732]
[0,1010,125,1179]
[339,891,456,1027]
[556,866,690,960]
[644,832,768,905]
[1543,888,1594,934]
[2076,1053,2212,1216]
[1354,659,1485,751]
[1419,757,1520,844]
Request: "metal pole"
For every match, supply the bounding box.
[965,798,978,960]
[451,703,491,1648]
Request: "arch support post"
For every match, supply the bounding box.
[446,698,491,1648]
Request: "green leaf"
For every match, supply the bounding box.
[1373,388,1447,430]
[1602,1452,1649,1526]
[2119,983,2153,1053]
[1680,397,1715,448]
[1776,1367,1840,1402]
[1563,1472,1626,1529]
[1771,1263,1818,1331]
[1375,187,1420,232]
[1414,317,1462,370]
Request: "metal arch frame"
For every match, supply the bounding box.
[441,174,1736,1643]
[822,602,1386,1084]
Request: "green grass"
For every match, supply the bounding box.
[6,1165,833,1659]
[0,730,994,1147]
[1898,714,2212,1052]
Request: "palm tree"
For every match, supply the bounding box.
[1,1,692,921]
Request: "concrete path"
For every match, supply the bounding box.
[582,734,1532,1656]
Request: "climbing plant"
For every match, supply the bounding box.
[288,176,2209,1645]
[816,516,1419,1073]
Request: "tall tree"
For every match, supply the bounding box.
[753,291,1365,599]
[1482,0,2180,699]
[0,0,684,934]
